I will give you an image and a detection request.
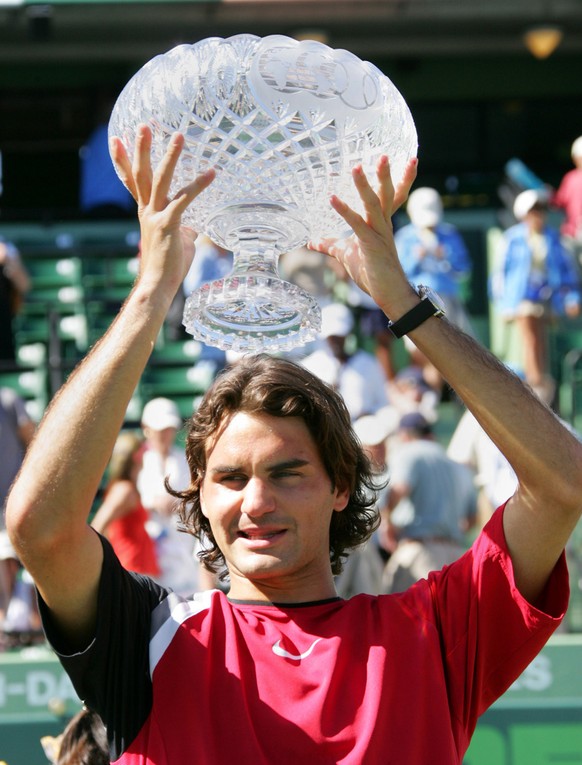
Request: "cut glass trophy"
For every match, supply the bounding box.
[109,34,417,353]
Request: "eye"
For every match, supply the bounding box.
[272,470,302,481]
[220,473,247,486]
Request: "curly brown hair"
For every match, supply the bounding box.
[168,354,382,578]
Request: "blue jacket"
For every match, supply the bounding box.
[395,222,471,297]
[491,223,581,316]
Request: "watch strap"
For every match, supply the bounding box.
[387,297,439,338]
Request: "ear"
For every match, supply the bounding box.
[332,484,350,513]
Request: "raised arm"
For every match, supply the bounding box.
[312,156,582,604]
[6,126,214,645]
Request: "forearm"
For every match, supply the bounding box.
[409,315,582,597]
[5,258,31,294]
[326,154,582,600]
[413,318,580,501]
[7,282,171,548]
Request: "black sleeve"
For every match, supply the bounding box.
[39,534,170,759]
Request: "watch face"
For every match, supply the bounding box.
[417,285,446,316]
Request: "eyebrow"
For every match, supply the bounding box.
[209,458,310,476]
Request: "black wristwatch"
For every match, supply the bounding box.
[387,285,446,338]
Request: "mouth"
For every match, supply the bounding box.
[237,528,287,546]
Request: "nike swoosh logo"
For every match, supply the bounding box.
[272,638,322,661]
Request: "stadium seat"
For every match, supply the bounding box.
[82,255,139,302]
[149,338,204,366]
[0,367,49,420]
[140,359,218,396]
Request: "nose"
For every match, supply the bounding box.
[240,476,276,517]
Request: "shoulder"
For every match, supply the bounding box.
[0,387,29,423]
[0,386,19,408]
[504,223,526,239]
[106,479,138,505]
[394,224,418,245]
[436,222,460,236]
[351,349,383,370]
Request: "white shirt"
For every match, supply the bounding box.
[301,347,389,420]
[137,446,200,596]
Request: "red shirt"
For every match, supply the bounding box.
[553,168,582,238]
[47,506,568,764]
[107,501,160,577]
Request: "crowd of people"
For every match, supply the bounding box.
[0,130,582,763]
[2,137,582,633]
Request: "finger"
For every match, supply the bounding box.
[151,132,186,210]
[307,236,339,254]
[377,155,395,220]
[330,193,365,232]
[168,167,216,218]
[351,165,385,229]
[393,157,418,212]
[132,124,153,205]
[109,136,139,201]
[352,166,391,231]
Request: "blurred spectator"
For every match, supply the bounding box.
[138,397,215,594]
[388,365,440,423]
[395,187,473,333]
[0,386,35,632]
[447,408,517,528]
[335,413,392,598]
[41,706,108,765]
[183,234,233,297]
[178,234,234,362]
[80,120,135,218]
[301,302,389,420]
[280,245,334,309]
[0,238,30,362]
[331,264,398,381]
[280,245,335,360]
[490,188,581,400]
[381,412,477,594]
[91,431,160,577]
[552,135,582,261]
[395,187,474,393]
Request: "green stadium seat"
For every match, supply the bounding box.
[0,367,49,420]
[16,342,47,368]
[82,255,139,301]
[140,360,218,401]
[150,338,204,366]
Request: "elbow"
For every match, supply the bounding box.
[5,488,31,561]
[4,482,40,557]
[5,481,61,563]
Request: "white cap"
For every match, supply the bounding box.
[406,187,443,227]
[321,303,354,338]
[353,413,393,446]
[375,404,402,436]
[513,188,549,220]
[571,136,582,159]
[141,397,182,431]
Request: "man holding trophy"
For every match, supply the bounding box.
[6,35,582,765]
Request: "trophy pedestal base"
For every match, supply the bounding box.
[183,273,321,353]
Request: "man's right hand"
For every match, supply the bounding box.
[110,124,215,298]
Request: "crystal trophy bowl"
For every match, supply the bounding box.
[109,34,417,353]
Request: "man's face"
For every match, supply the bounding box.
[143,426,177,455]
[326,335,346,359]
[200,412,349,602]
